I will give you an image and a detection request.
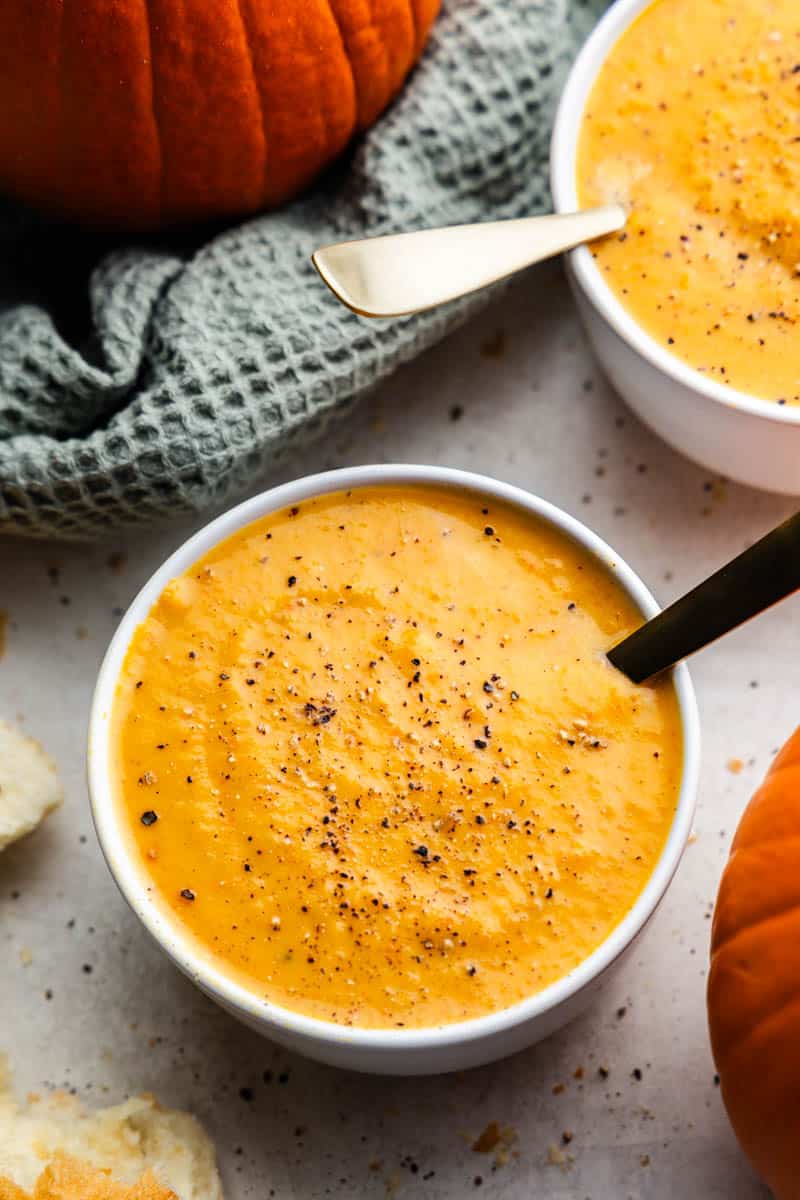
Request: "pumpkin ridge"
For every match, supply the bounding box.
[367,0,407,109]
[406,0,419,58]
[359,0,398,119]
[56,0,86,217]
[140,0,164,222]
[53,0,67,211]
[717,991,800,1070]
[409,0,439,56]
[325,0,361,129]
[232,0,269,202]
[732,827,800,854]
[712,893,800,955]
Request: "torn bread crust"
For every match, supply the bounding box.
[0,720,63,852]
[0,1154,177,1199]
[0,1082,223,1200]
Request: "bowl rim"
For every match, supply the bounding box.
[88,463,700,1055]
[549,0,800,428]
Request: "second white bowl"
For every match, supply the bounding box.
[550,0,800,495]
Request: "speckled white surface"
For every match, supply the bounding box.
[0,261,789,1198]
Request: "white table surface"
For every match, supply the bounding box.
[1,260,788,1199]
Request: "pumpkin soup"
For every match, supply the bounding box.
[113,486,682,1029]
[578,0,800,405]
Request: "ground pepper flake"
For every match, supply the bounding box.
[304,702,337,726]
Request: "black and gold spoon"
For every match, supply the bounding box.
[609,511,800,684]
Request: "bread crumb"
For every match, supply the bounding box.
[472,1122,502,1153]
[727,758,744,775]
[546,1141,574,1172]
[472,1121,517,1168]
[0,721,62,852]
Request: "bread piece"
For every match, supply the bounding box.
[0,720,62,851]
[21,1155,176,1200]
[0,1177,29,1200]
[0,1080,222,1200]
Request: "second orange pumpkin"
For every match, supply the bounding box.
[708,728,800,1200]
[0,0,440,230]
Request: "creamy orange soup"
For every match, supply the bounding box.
[113,486,682,1029]
[579,0,800,404]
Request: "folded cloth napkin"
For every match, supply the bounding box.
[0,0,599,540]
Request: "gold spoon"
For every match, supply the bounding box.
[312,205,626,318]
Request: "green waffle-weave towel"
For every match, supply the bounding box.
[0,0,598,539]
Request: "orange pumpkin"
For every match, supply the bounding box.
[708,727,800,1200]
[0,0,440,231]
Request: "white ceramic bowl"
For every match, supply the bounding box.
[550,0,800,495]
[88,464,700,1075]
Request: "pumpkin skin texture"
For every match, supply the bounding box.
[0,0,440,231]
[708,728,800,1200]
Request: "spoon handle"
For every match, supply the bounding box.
[609,511,800,684]
[312,205,626,318]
